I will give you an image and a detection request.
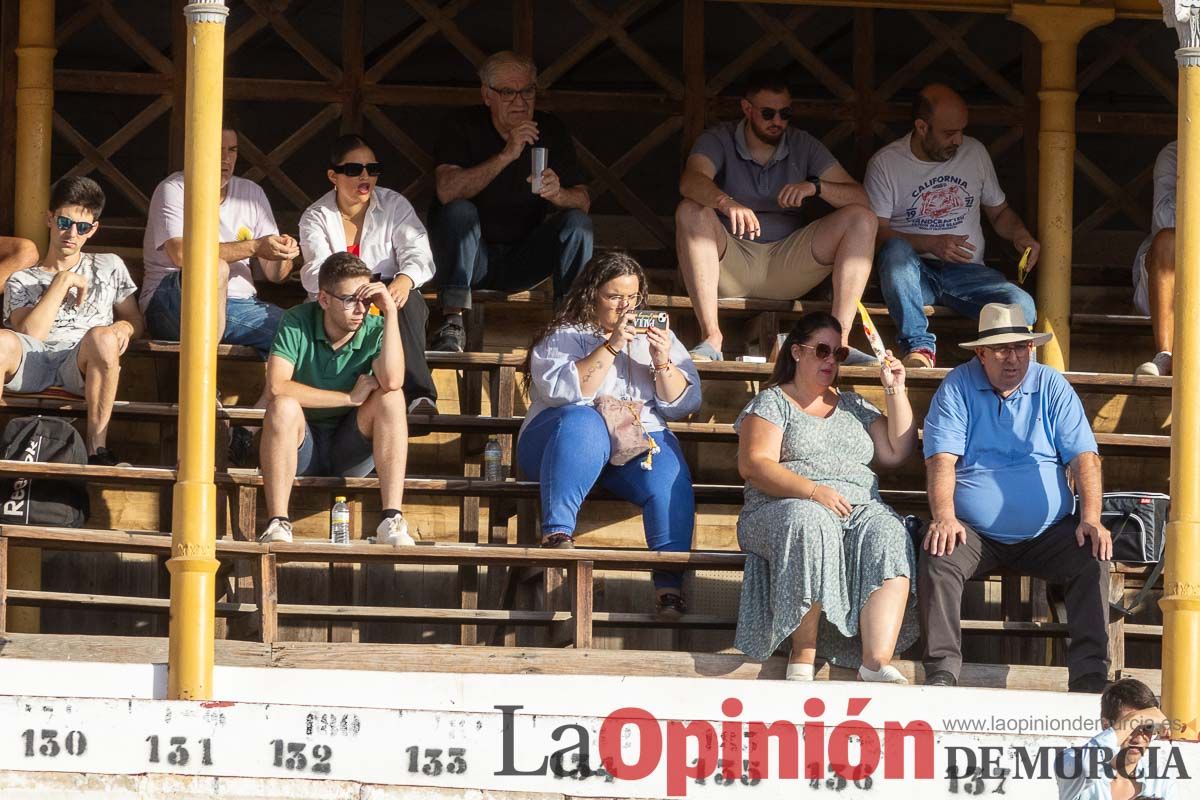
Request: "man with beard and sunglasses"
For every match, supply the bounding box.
[141,116,300,465]
[428,50,593,353]
[865,84,1039,369]
[675,69,879,365]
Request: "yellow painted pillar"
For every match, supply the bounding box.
[1009,3,1113,371]
[6,0,56,635]
[1160,6,1200,742]
[13,0,53,250]
[166,0,228,701]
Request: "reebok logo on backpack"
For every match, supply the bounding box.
[0,416,89,527]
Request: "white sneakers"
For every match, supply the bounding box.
[1135,351,1172,377]
[858,663,909,684]
[785,662,814,681]
[784,661,909,684]
[257,517,293,543]
[257,514,414,546]
[377,513,415,547]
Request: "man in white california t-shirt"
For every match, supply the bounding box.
[865,84,1039,368]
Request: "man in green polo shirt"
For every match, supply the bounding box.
[257,252,413,546]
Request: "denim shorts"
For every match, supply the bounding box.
[297,410,375,477]
[144,270,284,360]
[3,333,85,396]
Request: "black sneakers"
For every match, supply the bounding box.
[88,447,130,467]
[228,426,256,468]
[429,318,466,353]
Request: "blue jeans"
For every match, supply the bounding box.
[430,200,593,310]
[516,404,695,590]
[876,238,1037,356]
[145,270,284,360]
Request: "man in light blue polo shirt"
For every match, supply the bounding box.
[918,303,1112,692]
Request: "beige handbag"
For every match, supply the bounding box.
[593,395,660,469]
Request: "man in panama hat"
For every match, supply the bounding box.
[918,303,1112,693]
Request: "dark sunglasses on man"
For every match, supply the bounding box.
[56,216,96,235]
[798,342,850,363]
[758,106,794,123]
[331,162,384,178]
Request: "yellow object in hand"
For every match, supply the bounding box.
[1017,246,1032,284]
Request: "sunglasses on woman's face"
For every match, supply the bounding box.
[56,216,96,235]
[331,162,383,178]
[757,106,794,122]
[798,342,850,363]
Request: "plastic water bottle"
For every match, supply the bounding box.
[330,496,351,545]
[483,437,503,482]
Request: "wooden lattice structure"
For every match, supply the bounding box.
[0,0,1181,279]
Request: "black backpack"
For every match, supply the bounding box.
[0,415,90,527]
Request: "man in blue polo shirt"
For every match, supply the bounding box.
[919,303,1111,692]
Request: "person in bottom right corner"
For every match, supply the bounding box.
[1057,678,1179,800]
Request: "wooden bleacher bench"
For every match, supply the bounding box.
[0,523,1160,672]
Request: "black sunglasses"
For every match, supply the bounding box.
[798,342,850,363]
[757,106,794,122]
[56,215,96,235]
[331,162,383,178]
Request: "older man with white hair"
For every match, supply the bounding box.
[428,50,593,352]
[918,303,1112,693]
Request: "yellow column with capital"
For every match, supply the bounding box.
[6,0,56,635]
[1160,9,1200,742]
[166,0,228,701]
[1009,2,1114,370]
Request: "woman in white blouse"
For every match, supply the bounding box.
[519,251,702,617]
[299,134,437,412]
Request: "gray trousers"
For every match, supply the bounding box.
[918,514,1110,682]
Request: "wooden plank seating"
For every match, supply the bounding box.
[0,524,1159,675]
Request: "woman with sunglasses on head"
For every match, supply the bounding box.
[298,134,438,414]
[734,312,919,683]
[519,251,701,618]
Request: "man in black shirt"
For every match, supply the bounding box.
[429,51,593,352]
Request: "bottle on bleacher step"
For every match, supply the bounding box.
[483,437,503,482]
[330,496,351,545]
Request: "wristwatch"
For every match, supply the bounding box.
[807,175,822,198]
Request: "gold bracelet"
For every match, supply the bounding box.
[604,342,620,358]
[652,360,672,373]
[808,483,818,500]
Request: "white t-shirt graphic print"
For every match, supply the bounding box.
[865,133,1006,263]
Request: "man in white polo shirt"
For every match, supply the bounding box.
[865,84,1039,369]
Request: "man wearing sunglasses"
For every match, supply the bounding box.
[675,69,878,364]
[142,118,299,464]
[866,84,1039,369]
[257,252,412,547]
[0,176,143,466]
[1059,679,1180,799]
[919,303,1110,694]
[428,50,592,353]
